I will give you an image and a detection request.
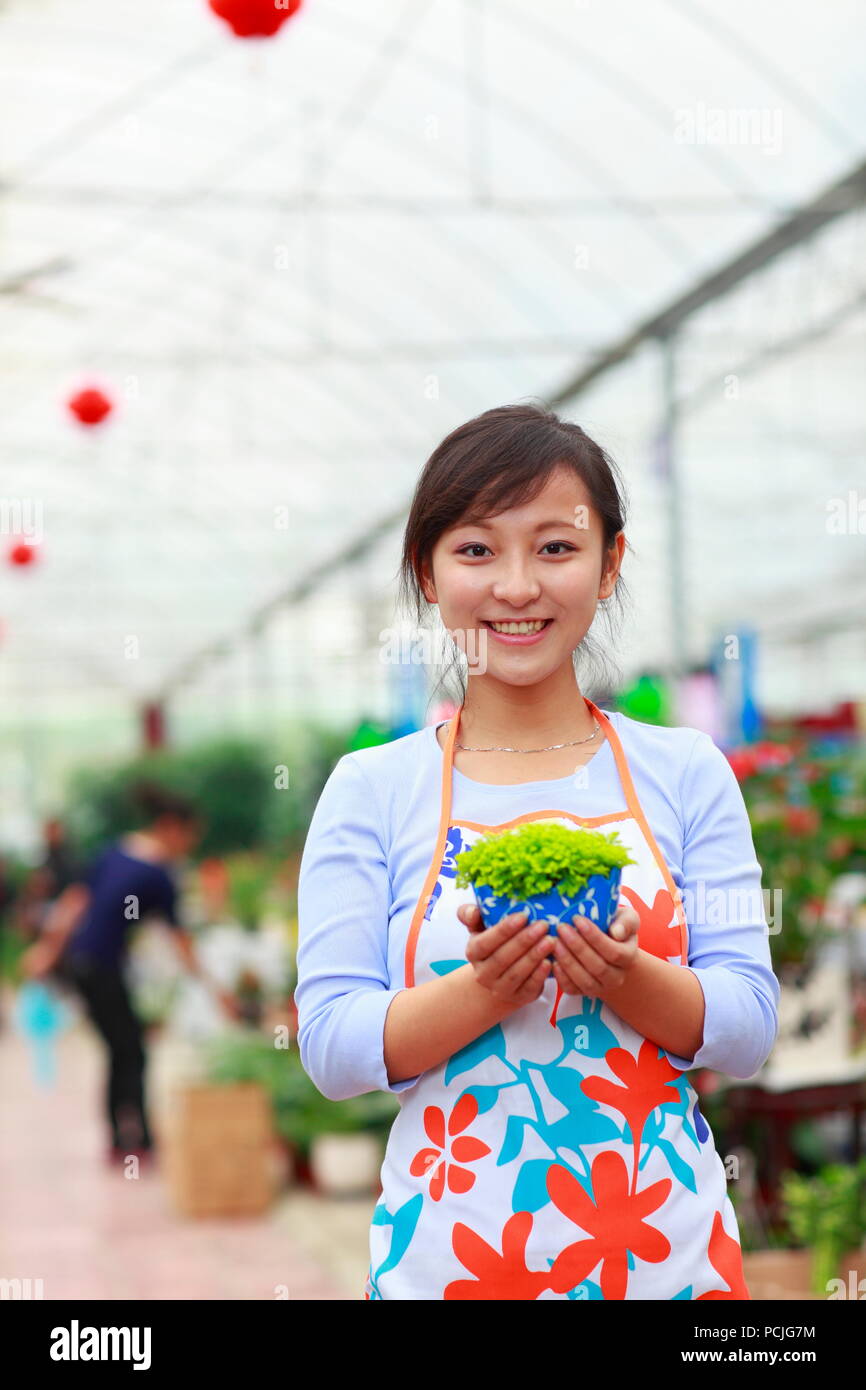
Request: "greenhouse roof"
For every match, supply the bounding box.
[2,0,865,717]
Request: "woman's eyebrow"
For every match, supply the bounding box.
[456,517,579,531]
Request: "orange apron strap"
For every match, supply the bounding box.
[403,705,463,988]
[585,698,689,962]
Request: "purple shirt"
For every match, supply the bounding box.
[64,842,179,967]
[295,710,780,1100]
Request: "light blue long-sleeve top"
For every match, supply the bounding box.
[295,710,780,1101]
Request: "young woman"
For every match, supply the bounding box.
[295,404,779,1300]
[22,784,237,1162]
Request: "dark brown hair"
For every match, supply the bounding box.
[132,780,200,826]
[397,401,633,704]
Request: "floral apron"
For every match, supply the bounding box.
[364,698,751,1300]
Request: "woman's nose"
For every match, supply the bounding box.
[491,567,541,604]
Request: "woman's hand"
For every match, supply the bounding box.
[457,902,555,1008]
[551,900,641,999]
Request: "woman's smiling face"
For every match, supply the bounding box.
[421,465,624,685]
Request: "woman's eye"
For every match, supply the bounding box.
[456,541,576,558]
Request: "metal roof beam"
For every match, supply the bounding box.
[548,157,866,402]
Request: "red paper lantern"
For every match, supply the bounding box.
[68,386,113,427]
[9,541,38,566]
[208,0,302,38]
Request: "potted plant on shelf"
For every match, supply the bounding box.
[203,1028,310,1184]
[455,822,636,946]
[307,1091,400,1198]
[202,1029,399,1196]
[778,1159,866,1298]
[226,852,272,932]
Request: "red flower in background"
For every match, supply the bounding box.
[802,898,825,928]
[726,749,757,782]
[828,835,854,861]
[754,741,795,769]
[783,805,820,836]
[208,0,302,38]
[726,740,796,783]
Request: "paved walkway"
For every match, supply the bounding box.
[0,989,372,1301]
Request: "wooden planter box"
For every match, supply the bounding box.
[743,1247,865,1300]
[162,1082,282,1218]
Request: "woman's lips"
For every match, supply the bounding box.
[481,619,553,646]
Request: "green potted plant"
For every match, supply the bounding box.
[307,1092,400,1198]
[202,1030,398,1195]
[225,852,272,932]
[780,1159,866,1297]
[455,822,636,945]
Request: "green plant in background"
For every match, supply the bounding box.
[0,854,44,982]
[63,719,361,863]
[203,1029,399,1158]
[132,975,180,1030]
[224,852,273,930]
[68,738,274,859]
[455,823,635,897]
[780,1159,866,1296]
[260,718,357,853]
[0,922,28,983]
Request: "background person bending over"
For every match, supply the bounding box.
[22,782,238,1163]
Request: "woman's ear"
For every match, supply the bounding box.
[599,533,625,600]
[420,562,437,606]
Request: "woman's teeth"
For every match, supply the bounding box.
[487,620,549,634]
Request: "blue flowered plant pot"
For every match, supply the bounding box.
[472,867,623,938]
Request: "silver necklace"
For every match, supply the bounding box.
[452,717,600,753]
